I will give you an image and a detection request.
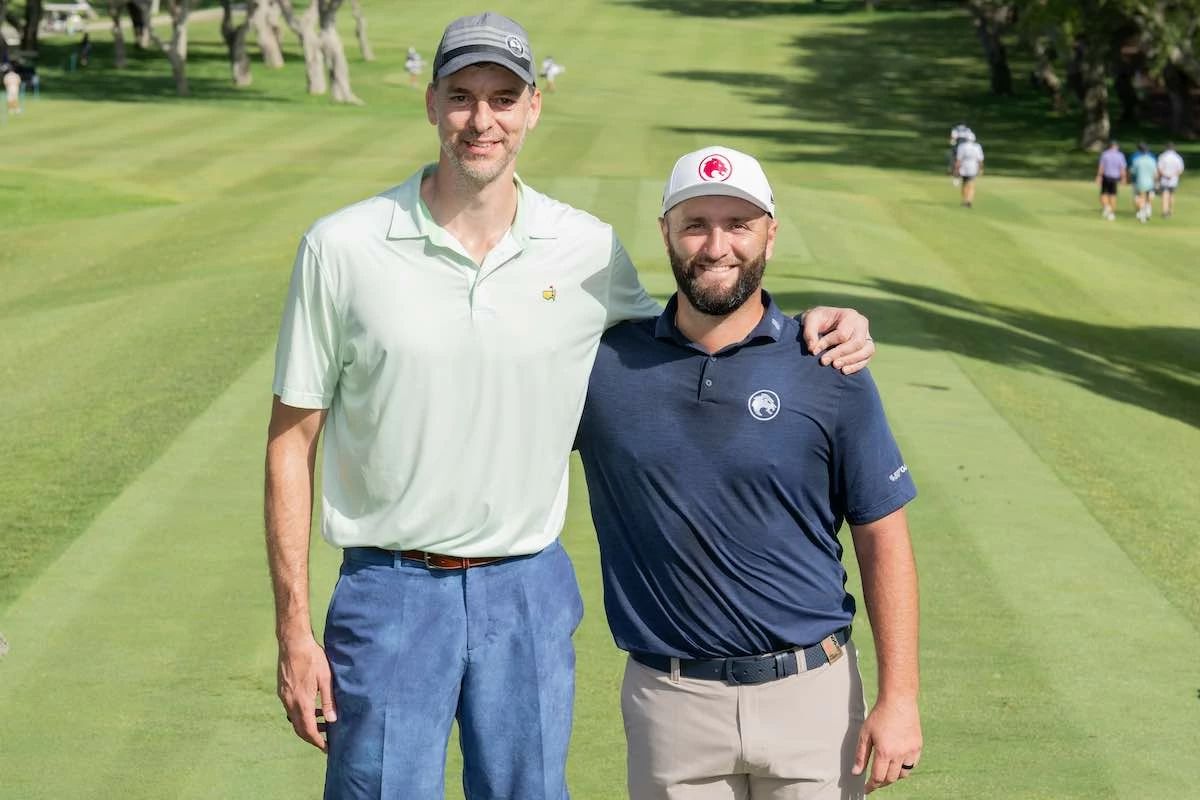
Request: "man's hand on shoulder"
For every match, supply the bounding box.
[853,696,922,793]
[801,306,875,375]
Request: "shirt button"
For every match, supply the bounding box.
[704,379,713,387]
[709,356,717,363]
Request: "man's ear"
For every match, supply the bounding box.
[425,81,438,125]
[764,216,778,261]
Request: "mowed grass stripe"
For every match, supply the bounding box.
[0,350,328,799]
[0,123,406,611]
[902,351,1200,794]
[849,356,1118,798]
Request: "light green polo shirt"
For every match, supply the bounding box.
[273,166,661,556]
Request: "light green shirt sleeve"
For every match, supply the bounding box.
[272,236,342,409]
[604,233,662,327]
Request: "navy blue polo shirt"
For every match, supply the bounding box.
[575,291,916,659]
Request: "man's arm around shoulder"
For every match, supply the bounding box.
[265,396,334,752]
[849,507,922,793]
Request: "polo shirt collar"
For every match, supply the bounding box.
[386,165,559,246]
[654,290,788,352]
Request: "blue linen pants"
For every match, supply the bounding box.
[323,541,583,800]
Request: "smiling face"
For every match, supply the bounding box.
[426,64,541,187]
[661,194,777,316]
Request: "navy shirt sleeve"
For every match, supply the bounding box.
[832,368,917,525]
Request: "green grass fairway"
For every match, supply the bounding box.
[2,1,1199,797]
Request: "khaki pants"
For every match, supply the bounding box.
[622,642,866,800]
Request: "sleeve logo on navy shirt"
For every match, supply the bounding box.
[748,389,780,421]
[889,464,909,482]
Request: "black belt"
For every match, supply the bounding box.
[631,627,851,686]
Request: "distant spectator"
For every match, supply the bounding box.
[78,33,92,68]
[1096,140,1126,221]
[1128,142,1158,223]
[948,123,974,179]
[540,56,565,92]
[404,46,423,87]
[955,136,984,208]
[3,63,21,116]
[1157,142,1185,219]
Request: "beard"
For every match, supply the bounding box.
[440,128,527,187]
[668,243,767,316]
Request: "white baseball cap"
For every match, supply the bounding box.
[661,146,775,217]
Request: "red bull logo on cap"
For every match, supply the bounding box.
[698,154,732,182]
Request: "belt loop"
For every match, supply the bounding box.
[792,646,807,674]
[670,657,681,684]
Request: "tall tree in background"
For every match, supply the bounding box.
[19,0,40,51]
[252,0,285,69]
[1017,0,1132,150]
[220,0,256,86]
[106,0,128,68]
[967,0,1015,94]
[276,0,362,103]
[1127,0,1200,136]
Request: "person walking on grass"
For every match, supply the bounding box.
[266,13,877,800]
[576,146,921,800]
[1096,140,1126,221]
[1129,142,1158,223]
[954,135,984,208]
[1157,143,1185,219]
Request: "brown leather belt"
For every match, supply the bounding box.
[399,549,508,570]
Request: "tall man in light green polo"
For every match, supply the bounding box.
[265,11,878,800]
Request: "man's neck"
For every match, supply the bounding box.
[674,291,766,355]
[421,159,519,264]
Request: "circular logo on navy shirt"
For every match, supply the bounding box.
[747,389,780,421]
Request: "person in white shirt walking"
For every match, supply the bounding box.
[955,137,984,208]
[1157,143,1185,219]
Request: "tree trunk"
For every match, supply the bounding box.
[319,0,361,104]
[20,0,41,52]
[299,1,325,94]
[1079,54,1109,151]
[1113,62,1137,123]
[140,0,189,95]
[108,0,127,68]
[252,0,284,68]
[350,0,373,61]
[1032,36,1064,111]
[1163,63,1195,138]
[967,1,1014,96]
[220,0,253,87]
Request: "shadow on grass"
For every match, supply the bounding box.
[32,36,296,104]
[653,9,1109,178]
[619,0,960,16]
[774,280,1200,430]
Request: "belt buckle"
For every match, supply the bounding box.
[423,551,457,570]
[820,635,844,665]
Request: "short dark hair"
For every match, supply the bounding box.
[1137,141,1148,152]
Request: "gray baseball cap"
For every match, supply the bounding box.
[432,12,536,86]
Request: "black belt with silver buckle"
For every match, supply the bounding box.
[630,627,851,685]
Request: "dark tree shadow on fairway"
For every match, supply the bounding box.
[619,0,960,17]
[32,37,296,104]
[654,10,1102,179]
[773,281,1200,430]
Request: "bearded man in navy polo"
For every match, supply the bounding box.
[576,147,923,800]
